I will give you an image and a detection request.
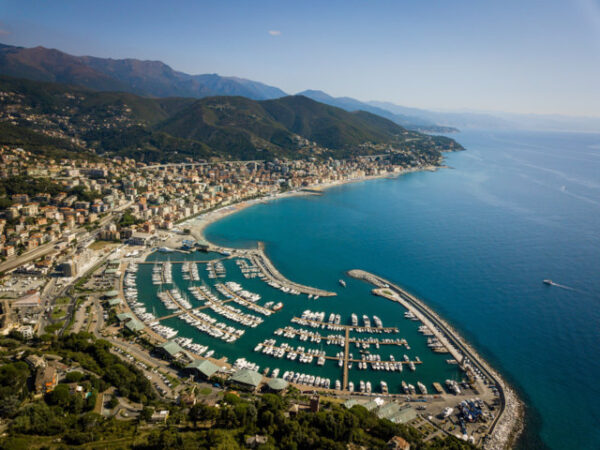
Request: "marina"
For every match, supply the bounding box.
[97,128,600,450]
[119,248,466,398]
[108,187,526,448]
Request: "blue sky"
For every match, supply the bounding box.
[2,0,600,116]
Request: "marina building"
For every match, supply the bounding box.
[104,290,119,299]
[107,298,122,307]
[124,319,145,333]
[156,341,185,361]
[116,312,135,322]
[387,404,417,424]
[229,368,263,391]
[185,359,220,380]
[265,378,288,393]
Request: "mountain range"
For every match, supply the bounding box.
[295,90,457,133]
[0,43,454,132]
[0,43,287,101]
[2,41,596,145]
[0,75,461,163]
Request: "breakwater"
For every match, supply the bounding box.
[348,269,523,449]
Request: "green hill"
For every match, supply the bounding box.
[0,75,462,162]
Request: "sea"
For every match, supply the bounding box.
[137,129,600,449]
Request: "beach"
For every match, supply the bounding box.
[185,164,440,243]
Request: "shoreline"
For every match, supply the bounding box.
[348,270,524,449]
[184,164,440,244]
[179,162,523,447]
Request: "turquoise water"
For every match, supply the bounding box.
[204,130,600,450]
[136,249,461,399]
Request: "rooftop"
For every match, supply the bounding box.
[389,405,417,424]
[116,312,134,322]
[186,359,220,378]
[125,319,145,332]
[158,340,184,357]
[230,368,263,388]
[266,377,288,391]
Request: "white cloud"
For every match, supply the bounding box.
[268,30,281,36]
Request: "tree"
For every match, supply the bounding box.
[107,396,119,409]
[11,403,65,435]
[65,371,84,383]
[45,384,71,409]
[140,406,154,422]
[189,403,217,425]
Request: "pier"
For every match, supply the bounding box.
[275,326,408,347]
[218,284,277,316]
[343,327,350,390]
[249,243,337,297]
[156,310,186,321]
[347,269,513,444]
[257,343,422,365]
[154,295,236,321]
[291,316,399,333]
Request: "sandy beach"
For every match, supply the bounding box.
[185,164,440,243]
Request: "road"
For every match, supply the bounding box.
[140,160,264,170]
[0,201,131,274]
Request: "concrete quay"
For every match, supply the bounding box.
[248,242,337,297]
[347,269,523,450]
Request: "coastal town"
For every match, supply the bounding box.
[0,142,522,449]
[2,1,597,447]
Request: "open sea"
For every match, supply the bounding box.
[201,129,600,449]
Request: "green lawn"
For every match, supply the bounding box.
[45,321,64,333]
[51,307,66,320]
[55,296,71,305]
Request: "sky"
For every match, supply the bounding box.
[1,0,600,117]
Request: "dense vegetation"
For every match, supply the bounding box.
[0,75,462,163]
[0,332,474,449]
[0,122,95,160]
[0,175,64,199]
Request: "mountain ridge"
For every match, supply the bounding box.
[0,43,287,100]
[0,43,458,132]
[296,89,458,133]
[0,75,463,163]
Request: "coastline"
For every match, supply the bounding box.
[347,270,524,449]
[185,164,440,243]
[182,162,523,448]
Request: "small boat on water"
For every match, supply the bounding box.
[543,279,554,286]
[339,279,346,287]
[380,381,388,394]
